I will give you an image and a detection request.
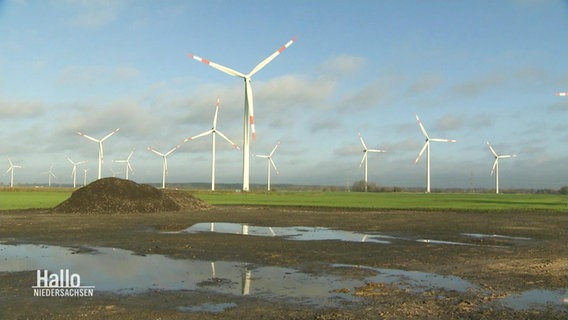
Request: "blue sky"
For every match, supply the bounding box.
[1,0,567,189]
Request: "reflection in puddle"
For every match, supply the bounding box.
[462,233,532,241]
[501,289,568,310]
[176,222,395,244]
[416,239,476,246]
[177,302,238,313]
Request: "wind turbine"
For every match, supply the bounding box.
[114,149,135,180]
[67,157,87,188]
[147,145,180,189]
[188,37,297,192]
[555,92,567,96]
[5,158,22,188]
[77,128,119,180]
[358,133,385,192]
[254,141,280,191]
[414,114,456,193]
[82,168,89,186]
[41,164,57,187]
[487,142,517,194]
[184,97,240,191]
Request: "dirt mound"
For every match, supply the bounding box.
[53,178,210,214]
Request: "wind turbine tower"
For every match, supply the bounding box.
[414,114,456,193]
[5,158,22,188]
[147,145,180,189]
[254,141,280,191]
[77,128,119,180]
[358,133,385,192]
[184,97,240,191]
[188,37,297,192]
[487,142,517,194]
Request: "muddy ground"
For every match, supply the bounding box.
[1,205,567,319]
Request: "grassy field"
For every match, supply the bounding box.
[1,187,567,212]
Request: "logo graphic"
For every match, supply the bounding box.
[32,269,95,297]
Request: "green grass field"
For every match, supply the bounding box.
[1,188,567,212]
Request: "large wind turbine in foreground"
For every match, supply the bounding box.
[254,141,280,191]
[77,128,119,180]
[147,145,180,189]
[5,158,22,188]
[114,149,135,180]
[358,133,385,192]
[414,114,456,193]
[487,142,517,194]
[67,157,87,188]
[184,97,240,191]
[188,37,297,192]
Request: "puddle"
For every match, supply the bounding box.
[462,233,532,241]
[175,222,394,244]
[501,289,568,310]
[177,302,238,313]
[416,239,476,246]
[1,243,478,308]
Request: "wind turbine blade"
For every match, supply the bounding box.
[430,138,456,143]
[8,158,14,166]
[487,142,498,157]
[359,152,367,168]
[414,142,428,164]
[491,159,498,176]
[77,132,100,143]
[415,114,430,139]
[269,142,280,157]
[187,53,245,78]
[255,154,268,159]
[101,128,120,142]
[127,150,134,160]
[77,161,87,165]
[165,145,180,156]
[248,37,297,77]
[66,157,75,165]
[147,147,164,157]
[270,158,279,174]
[185,130,213,142]
[367,149,386,153]
[127,162,133,173]
[499,154,517,159]
[556,92,568,96]
[245,79,256,140]
[358,133,368,150]
[213,97,220,129]
[216,131,240,149]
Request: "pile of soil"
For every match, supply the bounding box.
[53,177,210,214]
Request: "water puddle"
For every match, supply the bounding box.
[1,243,475,307]
[173,222,394,244]
[462,233,532,241]
[501,289,568,310]
[416,239,477,246]
[177,302,238,313]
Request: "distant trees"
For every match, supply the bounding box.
[559,186,568,195]
[350,180,404,192]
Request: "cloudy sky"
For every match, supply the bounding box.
[1,0,567,190]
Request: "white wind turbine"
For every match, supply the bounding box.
[82,168,89,186]
[147,145,180,189]
[555,92,567,96]
[67,157,87,188]
[77,128,120,180]
[184,97,240,191]
[5,158,22,188]
[114,149,135,180]
[358,133,385,192]
[40,164,55,187]
[188,37,297,192]
[254,141,280,191]
[487,142,517,194]
[41,164,57,187]
[414,114,456,193]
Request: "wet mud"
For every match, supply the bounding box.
[1,205,567,319]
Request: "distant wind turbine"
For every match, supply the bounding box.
[5,158,22,188]
[487,142,517,194]
[67,157,87,188]
[358,133,385,192]
[114,148,135,180]
[82,168,89,187]
[184,97,240,191]
[254,141,280,191]
[41,164,57,187]
[414,114,456,193]
[77,128,119,180]
[188,37,297,192]
[147,145,180,189]
[555,92,567,96]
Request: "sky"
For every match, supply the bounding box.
[1,0,567,190]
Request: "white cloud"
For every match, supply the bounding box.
[0,96,45,118]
